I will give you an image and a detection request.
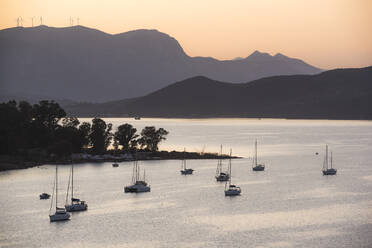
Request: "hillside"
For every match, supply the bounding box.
[65,66,372,119]
[0,25,321,102]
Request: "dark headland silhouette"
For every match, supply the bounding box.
[0,25,321,102]
[66,66,372,119]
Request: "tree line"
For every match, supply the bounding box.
[0,100,168,160]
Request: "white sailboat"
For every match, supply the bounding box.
[252,139,265,171]
[124,154,150,193]
[215,145,229,181]
[224,149,241,196]
[49,164,70,222]
[180,148,194,175]
[322,145,337,175]
[65,161,88,212]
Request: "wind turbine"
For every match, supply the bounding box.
[30,17,34,27]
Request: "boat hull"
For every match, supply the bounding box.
[252,165,265,171]
[225,189,241,196]
[49,212,70,222]
[39,193,50,199]
[124,185,151,193]
[181,169,194,175]
[65,203,88,212]
[216,173,229,182]
[322,169,337,175]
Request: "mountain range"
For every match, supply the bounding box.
[0,25,321,102]
[65,66,372,119]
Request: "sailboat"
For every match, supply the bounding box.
[180,148,194,175]
[65,161,88,212]
[215,145,230,181]
[322,145,337,175]
[124,154,151,193]
[224,149,241,196]
[49,164,70,222]
[252,139,265,171]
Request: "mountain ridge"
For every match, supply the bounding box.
[65,66,372,119]
[0,25,322,102]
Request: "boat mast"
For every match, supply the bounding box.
[55,164,58,210]
[217,144,222,175]
[255,139,258,167]
[326,145,329,170]
[229,149,232,186]
[71,161,74,201]
[183,148,186,170]
[330,151,333,169]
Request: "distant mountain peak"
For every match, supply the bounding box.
[246,50,272,60]
[274,53,288,59]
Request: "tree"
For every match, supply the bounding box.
[78,122,91,149]
[138,126,169,152]
[114,123,138,151]
[89,118,112,154]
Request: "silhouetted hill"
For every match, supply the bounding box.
[0,25,321,102]
[65,66,372,119]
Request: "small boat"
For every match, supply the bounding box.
[225,149,241,196]
[215,145,229,181]
[112,163,119,167]
[252,139,265,171]
[322,145,337,175]
[124,155,150,193]
[65,161,88,212]
[49,164,70,222]
[39,193,50,200]
[180,148,194,175]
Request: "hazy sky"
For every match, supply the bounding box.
[1,0,371,69]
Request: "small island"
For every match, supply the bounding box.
[0,100,238,171]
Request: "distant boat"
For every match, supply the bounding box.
[49,164,70,222]
[124,155,150,193]
[224,149,241,196]
[252,140,265,171]
[180,148,194,175]
[39,193,50,200]
[215,145,229,182]
[112,162,119,167]
[322,145,337,175]
[65,161,88,212]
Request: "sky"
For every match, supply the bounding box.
[0,0,371,69]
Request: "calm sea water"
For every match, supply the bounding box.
[1,118,372,248]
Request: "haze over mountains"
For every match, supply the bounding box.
[0,25,322,102]
[66,66,372,119]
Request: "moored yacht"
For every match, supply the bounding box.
[215,145,229,181]
[65,161,88,212]
[322,145,337,175]
[124,156,150,193]
[49,164,70,222]
[224,149,241,196]
[252,139,265,171]
[180,148,194,175]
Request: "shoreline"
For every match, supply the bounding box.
[0,151,241,172]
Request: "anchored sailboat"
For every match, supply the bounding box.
[124,154,151,193]
[322,145,337,175]
[49,164,70,222]
[224,149,241,196]
[180,148,194,175]
[215,145,229,181]
[252,140,265,171]
[65,161,88,212]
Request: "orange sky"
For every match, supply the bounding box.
[1,0,371,69]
